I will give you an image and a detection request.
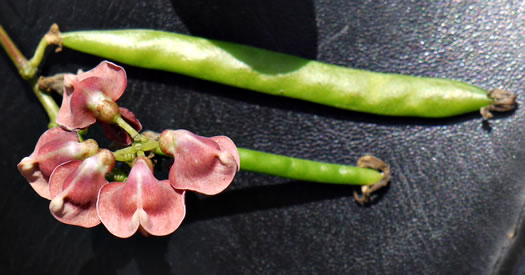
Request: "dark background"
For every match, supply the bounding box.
[1,1,524,274]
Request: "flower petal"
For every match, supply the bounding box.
[56,74,79,131]
[97,157,186,238]
[160,130,239,195]
[210,136,240,171]
[67,82,98,130]
[76,61,127,101]
[48,149,114,227]
[17,157,48,198]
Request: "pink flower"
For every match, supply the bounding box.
[97,157,186,238]
[159,130,240,195]
[57,61,127,130]
[17,127,99,199]
[102,107,142,145]
[48,149,115,228]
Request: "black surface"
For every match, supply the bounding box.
[1,1,524,274]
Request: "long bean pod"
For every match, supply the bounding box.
[58,29,515,118]
[237,148,383,186]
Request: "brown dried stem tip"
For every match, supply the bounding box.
[353,155,391,205]
[45,23,62,52]
[480,89,517,120]
[38,74,65,95]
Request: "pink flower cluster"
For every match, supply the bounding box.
[18,61,240,238]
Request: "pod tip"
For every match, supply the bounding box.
[353,154,391,205]
[480,89,517,120]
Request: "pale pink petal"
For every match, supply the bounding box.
[76,61,127,101]
[48,161,80,199]
[97,158,186,238]
[160,130,239,195]
[37,139,97,177]
[48,149,114,228]
[34,127,78,152]
[97,182,140,238]
[17,157,48,199]
[141,180,185,236]
[56,74,78,131]
[67,81,97,130]
[210,136,240,170]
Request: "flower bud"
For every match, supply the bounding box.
[86,92,121,123]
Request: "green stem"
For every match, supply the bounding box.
[237,148,383,186]
[114,116,142,141]
[27,24,61,78]
[0,25,35,79]
[113,146,136,162]
[27,36,50,74]
[32,83,60,128]
[113,140,164,162]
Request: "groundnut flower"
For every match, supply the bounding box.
[159,129,240,195]
[17,127,99,199]
[97,157,186,238]
[48,149,115,228]
[57,61,127,130]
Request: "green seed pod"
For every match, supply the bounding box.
[59,29,516,119]
[237,148,384,186]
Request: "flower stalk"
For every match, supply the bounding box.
[32,82,59,128]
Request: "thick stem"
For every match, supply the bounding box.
[0,25,35,80]
[0,24,61,80]
[1,24,60,127]
[28,24,62,71]
[237,148,384,187]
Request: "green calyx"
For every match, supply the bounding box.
[113,139,163,162]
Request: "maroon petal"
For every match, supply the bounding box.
[160,130,239,195]
[17,128,98,199]
[102,107,143,145]
[48,149,115,227]
[97,157,186,238]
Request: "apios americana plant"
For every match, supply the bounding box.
[3,24,393,238]
[18,61,240,237]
